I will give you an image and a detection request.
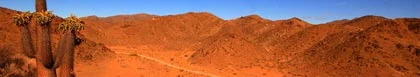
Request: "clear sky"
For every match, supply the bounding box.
[1,0,419,24]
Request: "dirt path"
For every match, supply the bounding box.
[110,47,220,77]
[75,46,284,77]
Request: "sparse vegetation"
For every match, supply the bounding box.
[0,47,36,77]
[396,43,404,49]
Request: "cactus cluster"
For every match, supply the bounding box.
[12,11,32,26]
[58,14,84,32]
[35,11,55,25]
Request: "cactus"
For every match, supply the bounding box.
[33,0,57,77]
[12,11,36,58]
[34,10,55,69]
[35,11,54,25]
[34,3,56,77]
[55,14,84,77]
[12,11,32,26]
[58,14,84,31]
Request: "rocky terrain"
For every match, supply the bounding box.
[1,7,420,76]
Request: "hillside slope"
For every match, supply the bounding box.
[1,6,420,76]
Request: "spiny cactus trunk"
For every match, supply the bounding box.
[54,32,66,69]
[35,0,56,77]
[36,25,56,77]
[56,30,76,77]
[39,26,54,67]
[35,0,47,12]
[19,25,35,58]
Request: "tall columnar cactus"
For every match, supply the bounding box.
[35,10,55,68]
[55,14,84,77]
[34,0,56,77]
[12,11,36,58]
[34,10,56,77]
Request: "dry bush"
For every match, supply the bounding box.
[0,47,37,77]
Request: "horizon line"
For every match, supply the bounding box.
[2,6,418,25]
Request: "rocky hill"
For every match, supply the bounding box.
[1,6,419,76]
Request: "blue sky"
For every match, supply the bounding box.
[1,0,419,24]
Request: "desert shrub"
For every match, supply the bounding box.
[408,23,420,34]
[396,43,404,49]
[0,47,36,77]
[0,47,12,68]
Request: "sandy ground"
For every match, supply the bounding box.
[74,46,284,77]
[74,46,209,77]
